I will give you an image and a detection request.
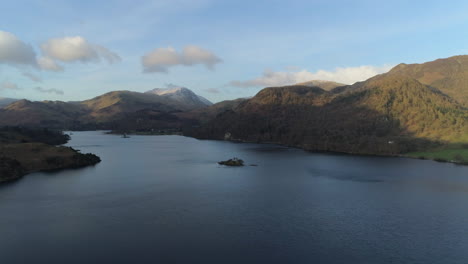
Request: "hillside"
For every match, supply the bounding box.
[0,126,71,145]
[81,91,181,123]
[0,100,89,129]
[387,55,468,107]
[179,98,248,123]
[187,73,467,156]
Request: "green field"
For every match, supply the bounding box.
[406,144,468,164]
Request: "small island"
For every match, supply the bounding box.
[218,157,244,166]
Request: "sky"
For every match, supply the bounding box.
[2,0,468,103]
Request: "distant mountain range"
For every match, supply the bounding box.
[0,55,467,158]
[0,87,211,129]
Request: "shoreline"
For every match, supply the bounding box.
[67,131,468,167]
[189,136,468,166]
[0,158,102,184]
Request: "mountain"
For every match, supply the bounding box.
[80,91,182,123]
[295,80,346,91]
[82,90,194,131]
[0,97,19,108]
[386,55,468,106]
[187,58,468,155]
[145,86,212,110]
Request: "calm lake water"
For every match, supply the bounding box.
[1,131,468,264]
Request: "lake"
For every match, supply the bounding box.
[1,131,468,264]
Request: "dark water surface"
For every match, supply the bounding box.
[1,131,468,264]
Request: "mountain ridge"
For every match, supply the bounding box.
[386,55,468,106]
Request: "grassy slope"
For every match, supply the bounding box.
[406,143,468,163]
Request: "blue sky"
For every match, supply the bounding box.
[1,0,468,103]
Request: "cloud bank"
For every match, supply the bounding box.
[142,45,222,73]
[230,65,394,88]
[34,87,64,95]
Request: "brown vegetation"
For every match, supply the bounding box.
[0,128,100,183]
[187,72,467,156]
[387,55,468,107]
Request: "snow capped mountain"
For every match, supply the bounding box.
[145,86,212,110]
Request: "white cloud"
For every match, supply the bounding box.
[182,45,222,69]
[142,45,222,73]
[37,56,64,72]
[41,36,121,64]
[230,65,394,88]
[0,30,37,66]
[34,86,64,95]
[0,31,119,73]
[22,72,42,82]
[0,81,21,90]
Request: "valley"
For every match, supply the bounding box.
[0,56,467,165]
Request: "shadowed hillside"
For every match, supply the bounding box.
[179,98,248,123]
